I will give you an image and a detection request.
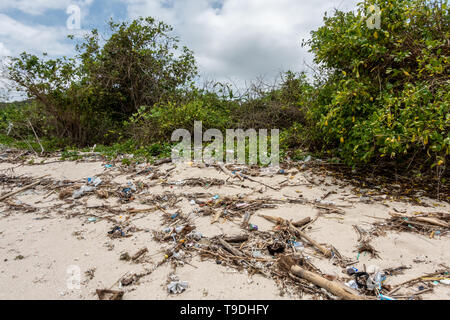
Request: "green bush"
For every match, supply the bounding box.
[6,17,197,146]
[304,0,449,169]
[127,94,234,143]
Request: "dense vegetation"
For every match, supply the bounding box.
[1,0,448,181]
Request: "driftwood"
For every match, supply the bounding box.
[96,289,124,300]
[154,158,172,166]
[259,214,311,228]
[290,265,364,300]
[242,175,279,190]
[217,163,244,181]
[259,214,284,224]
[258,214,330,257]
[223,235,249,243]
[288,222,332,258]
[293,217,311,227]
[241,212,251,227]
[218,238,245,257]
[414,217,449,229]
[132,248,148,261]
[0,177,47,202]
[211,210,222,224]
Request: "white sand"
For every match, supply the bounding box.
[0,156,448,300]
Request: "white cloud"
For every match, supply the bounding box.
[0,0,361,92]
[0,14,76,56]
[0,0,92,15]
[125,0,359,83]
[0,42,11,57]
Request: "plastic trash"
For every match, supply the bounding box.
[440,279,450,285]
[127,182,137,191]
[366,271,386,291]
[345,280,359,290]
[121,187,133,199]
[346,266,358,275]
[108,226,125,237]
[87,176,102,187]
[212,195,219,200]
[252,251,263,258]
[73,185,94,199]
[315,199,336,206]
[87,217,98,222]
[167,281,188,294]
[104,164,113,168]
[248,224,258,231]
[292,241,304,251]
[172,250,185,260]
[186,231,202,241]
[379,294,396,300]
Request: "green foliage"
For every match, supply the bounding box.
[6,17,197,145]
[127,93,234,143]
[304,0,449,168]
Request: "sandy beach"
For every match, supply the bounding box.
[0,151,448,300]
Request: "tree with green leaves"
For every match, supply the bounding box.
[304,0,449,171]
[7,17,197,145]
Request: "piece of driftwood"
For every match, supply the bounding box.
[293,217,311,227]
[242,175,279,190]
[217,163,244,181]
[258,214,330,257]
[259,214,311,228]
[290,265,363,300]
[241,212,251,227]
[132,248,148,261]
[223,235,249,243]
[0,178,46,202]
[288,222,332,258]
[211,210,222,224]
[414,217,449,229]
[96,289,124,300]
[154,158,172,165]
[218,238,244,257]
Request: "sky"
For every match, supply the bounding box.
[0,0,360,99]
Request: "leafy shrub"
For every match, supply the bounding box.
[6,17,197,145]
[127,94,234,143]
[304,0,449,169]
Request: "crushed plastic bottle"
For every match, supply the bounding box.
[345,280,359,290]
[167,281,188,294]
[73,185,94,199]
[87,176,102,187]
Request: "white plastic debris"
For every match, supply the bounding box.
[172,250,185,260]
[315,199,336,206]
[252,251,263,258]
[87,176,102,187]
[167,281,188,294]
[73,185,94,199]
[345,280,359,290]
